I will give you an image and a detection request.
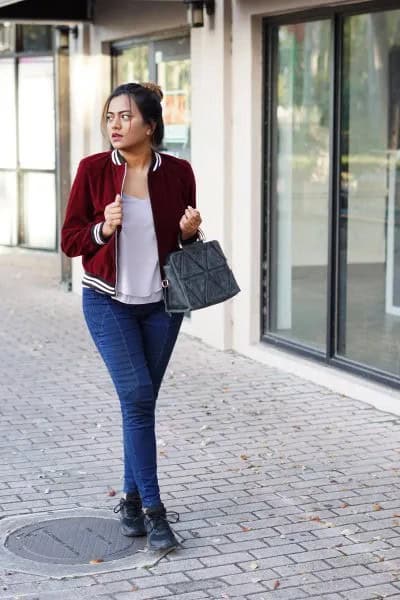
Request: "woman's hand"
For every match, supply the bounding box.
[179,206,202,240]
[102,194,123,238]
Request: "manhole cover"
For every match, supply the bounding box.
[6,517,146,565]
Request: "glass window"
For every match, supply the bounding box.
[0,171,17,245]
[115,44,149,84]
[267,21,332,350]
[18,57,55,170]
[113,36,191,159]
[0,58,17,169]
[21,172,56,249]
[16,25,53,53]
[155,38,190,159]
[0,23,15,54]
[338,10,400,376]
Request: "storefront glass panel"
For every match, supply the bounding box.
[115,45,149,84]
[0,58,16,169]
[155,37,190,159]
[0,58,17,246]
[22,172,56,249]
[0,28,56,251]
[338,10,400,375]
[113,36,190,159]
[268,20,331,350]
[18,57,55,170]
[0,171,17,245]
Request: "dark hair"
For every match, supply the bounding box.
[101,82,164,147]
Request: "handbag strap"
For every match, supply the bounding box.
[178,227,205,249]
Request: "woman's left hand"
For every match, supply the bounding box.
[179,206,202,239]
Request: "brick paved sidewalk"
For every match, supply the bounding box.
[1,248,400,600]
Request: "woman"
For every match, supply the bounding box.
[61,82,202,551]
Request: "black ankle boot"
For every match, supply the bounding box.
[113,494,146,537]
[143,503,180,551]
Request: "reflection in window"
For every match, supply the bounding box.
[115,45,149,84]
[338,10,400,376]
[158,59,190,158]
[18,57,55,170]
[268,20,331,350]
[0,58,17,169]
[113,36,191,159]
[17,25,53,53]
[0,23,14,54]
[0,171,17,245]
[22,172,56,249]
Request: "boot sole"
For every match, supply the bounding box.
[147,540,180,551]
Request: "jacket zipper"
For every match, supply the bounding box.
[115,162,127,295]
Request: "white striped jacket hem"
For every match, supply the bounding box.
[82,273,115,295]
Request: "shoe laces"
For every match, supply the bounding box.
[113,497,141,515]
[146,509,180,532]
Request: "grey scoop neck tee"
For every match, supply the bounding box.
[113,192,163,305]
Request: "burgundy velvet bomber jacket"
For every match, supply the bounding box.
[61,148,197,296]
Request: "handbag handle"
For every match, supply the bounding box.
[178,227,205,249]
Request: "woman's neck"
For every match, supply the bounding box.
[120,145,152,170]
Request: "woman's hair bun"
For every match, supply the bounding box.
[140,82,163,100]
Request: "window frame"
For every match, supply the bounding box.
[262,0,400,389]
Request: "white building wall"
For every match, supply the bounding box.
[181,0,234,350]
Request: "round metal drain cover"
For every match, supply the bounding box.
[6,517,146,565]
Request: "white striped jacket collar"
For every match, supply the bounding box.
[111,148,162,172]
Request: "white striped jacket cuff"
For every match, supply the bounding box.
[91,222,107,246]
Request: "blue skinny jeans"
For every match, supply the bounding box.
[82,286,183,509]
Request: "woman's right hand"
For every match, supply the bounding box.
[102,194,122,238]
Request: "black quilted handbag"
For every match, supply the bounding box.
[162,232,240,313]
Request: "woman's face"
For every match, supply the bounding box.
[106,94,151,151]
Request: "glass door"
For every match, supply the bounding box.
[264,6,400,384]
[337,10,400,375]
[0,25,56,251]
[18,56,56,249]
[0,57,17,245]
[266,20,332,351]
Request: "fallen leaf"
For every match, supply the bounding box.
[240,454,249,461]
[340,503,349,508]
[308,515,321,522]
[107,488,116,497]
[393,520,400,527]
[273,580,280,590]
[372,503,382,511]
[241,526,252,532]
[90,558,104,564]
[393,513,400,518]
[377,556,385,562]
